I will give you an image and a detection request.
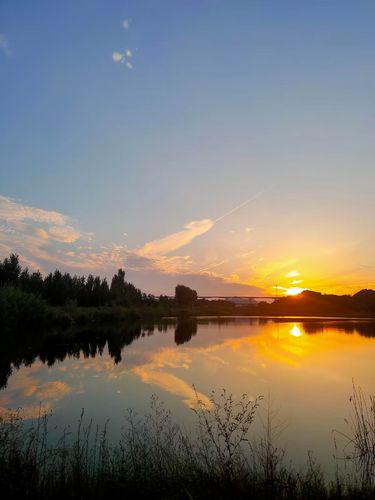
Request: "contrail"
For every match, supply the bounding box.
[214,191,263,224]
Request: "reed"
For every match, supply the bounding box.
[0,388,374,499]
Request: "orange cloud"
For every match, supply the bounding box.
[0,195,67,225]
[49,225,81,243]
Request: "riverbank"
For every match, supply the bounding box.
[2,286,375,338]
[0,388,374,500]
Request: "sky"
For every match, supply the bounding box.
[1,0,375,296]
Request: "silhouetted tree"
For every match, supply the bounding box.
[175,285,197,308]
[43,270,67,306]
[92,276,102,307]
[100,278,110,305]
[0,253,21,286]
[110,269,126,304]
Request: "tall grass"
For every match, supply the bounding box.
[0,388,374,499]
[335,383,375,488]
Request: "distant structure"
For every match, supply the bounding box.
[226,297,257,306]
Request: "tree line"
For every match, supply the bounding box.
[0,254,199,308]
[0,254,156,307]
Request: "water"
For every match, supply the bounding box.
[1,317,375,474]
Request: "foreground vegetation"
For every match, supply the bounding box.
[0,387,374,499]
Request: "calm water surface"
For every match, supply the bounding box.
[1,317,375,473]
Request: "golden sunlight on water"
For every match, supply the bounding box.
[0,318,374,474]
[289,324,302,337]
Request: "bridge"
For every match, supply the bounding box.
[197,296,279,300]
[164,295,279,301]
[198,295,280,300]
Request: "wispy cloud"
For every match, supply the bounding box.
[138,219,214,257]
[112,49,134,69]
[112,51,124,63]
[49,225,81,243]
[0,33,12,57]
[0,195,86,271]
[0,195,67,225]
[112,17,135,68]
[214,192,263,223]
[285,270,300,278]
[122,18,130,30]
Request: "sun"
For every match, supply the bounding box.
[285,287,305,296]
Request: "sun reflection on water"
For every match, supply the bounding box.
[290,324,303,337]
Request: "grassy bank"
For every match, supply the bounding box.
[0,388,374,499]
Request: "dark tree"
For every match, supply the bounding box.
[0,254,154,309]
[110,269,126,303]
[175,284,198,308]
[100,278,110,305]
[43,270,67,306]
[0,253,21,286]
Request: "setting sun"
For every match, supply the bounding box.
[285,287,305,296]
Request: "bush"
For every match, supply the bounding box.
[0,287,49,332]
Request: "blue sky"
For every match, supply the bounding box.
[1,1,375,295]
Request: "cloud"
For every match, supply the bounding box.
[0,195,87,271]
[0,33,12,57]
[126,268,264,296]
[0,195,67,225]
[112,51,124,63]
[122,18,130,30]
[49,225,81,243]
[285,270,300,278]
[34,227,49,240]
[214,192,263,223]
[112,50,134,69]
[138,219,214,257]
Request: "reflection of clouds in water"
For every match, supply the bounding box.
[23,380,71,400]
[131,349,198,406]
[145,348,192,369]
[133,366,210,408]
[0,403,53,420]
[0,361,77,419]
[68,345,210,408]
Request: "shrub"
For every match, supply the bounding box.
[0,287,49,332]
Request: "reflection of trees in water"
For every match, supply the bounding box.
[0,323,147,390]
[174,317,197,345]
[301,321,375,337]
[1,318,374,391]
